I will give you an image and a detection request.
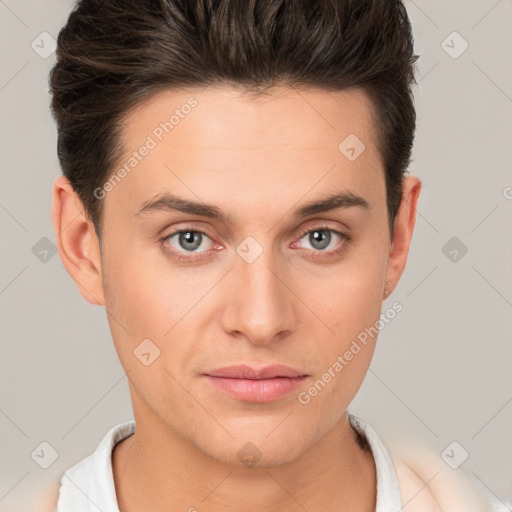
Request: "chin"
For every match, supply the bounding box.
[222,442,306,469]
[195,422,316,468]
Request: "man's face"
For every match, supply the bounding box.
[99,85,392,465]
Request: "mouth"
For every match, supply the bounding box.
[202,364,309,403]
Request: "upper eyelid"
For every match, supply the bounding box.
[163,224,344,240]
[163,219,347,237]
[296,225,345,238]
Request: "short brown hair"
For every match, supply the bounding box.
[49,0,418,240]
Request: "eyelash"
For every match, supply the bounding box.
[159,225,351,262]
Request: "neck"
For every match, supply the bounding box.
[113,405,376,512]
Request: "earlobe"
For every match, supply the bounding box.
[383,175,422,298]
[51,176,105,306]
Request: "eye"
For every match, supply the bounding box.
[159,225,350,262]
[161,228,217,259]
[293,226,349,256]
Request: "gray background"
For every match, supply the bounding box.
[1,0,511,510]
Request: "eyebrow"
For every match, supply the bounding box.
[135,190,370,222]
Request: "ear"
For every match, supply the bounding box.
[383,174,422,298]
[51,175,105,306]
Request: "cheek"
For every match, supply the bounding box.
[100,243,213,372]
[301,257,385,338]
[101,236,181,335]
[104,261,160,332]
[295,249,385,388]
[99,242,171,375]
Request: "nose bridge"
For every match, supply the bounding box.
[222,236,294,344]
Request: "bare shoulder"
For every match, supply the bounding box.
[28,479,61,512]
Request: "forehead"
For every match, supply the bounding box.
[107,85,385,222]
[121,85,378,152]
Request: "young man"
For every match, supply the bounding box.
[45,1,502,511]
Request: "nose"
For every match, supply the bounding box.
[219,244,296,346]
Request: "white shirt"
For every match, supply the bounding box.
[55,412,402,512]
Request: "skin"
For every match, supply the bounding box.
[51,85,421,512]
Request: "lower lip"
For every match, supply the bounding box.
[203,375,308,403]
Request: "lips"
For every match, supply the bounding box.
[204,364,308,379]
[203,364,309,402]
